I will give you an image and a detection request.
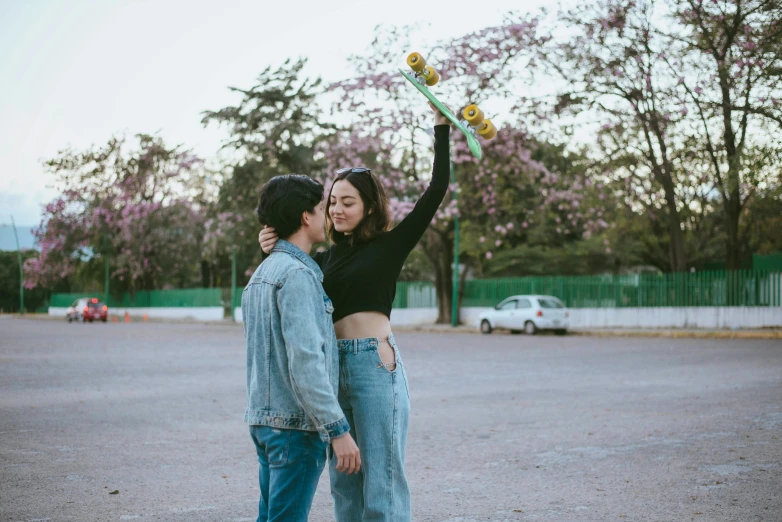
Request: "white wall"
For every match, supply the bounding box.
[49,307,224,322]
[224,305,782,329]
[568,307,782,329]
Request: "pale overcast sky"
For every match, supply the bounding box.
[0,0,551,226]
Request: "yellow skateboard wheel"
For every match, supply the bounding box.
[477,119,497,140]
[463,104,484,126]
[423,66,440,86]
[407,52,426,73]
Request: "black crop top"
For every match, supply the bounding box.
[313,124,451,323]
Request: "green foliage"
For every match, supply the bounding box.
[201,58,334,173]
[200,58,336,288]
[0,251,55,313]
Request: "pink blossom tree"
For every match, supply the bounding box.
[513,0,781,270]
[325,21,611,322]
[25,134,208,295]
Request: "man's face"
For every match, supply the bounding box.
[308,200,327,244]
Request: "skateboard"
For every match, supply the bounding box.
[399,52,497,160]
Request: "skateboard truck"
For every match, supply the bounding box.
[462,104,497,140]
[406,52,440,86]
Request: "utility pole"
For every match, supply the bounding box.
[104,254,109,305]
[450,161,460,327]
[10,216,24,315]
[231,244,237,322]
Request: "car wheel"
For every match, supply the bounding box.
[480,320,493,334]
[67,316,72,323]
[555,329,567,336]
[524,321,537,335]
[101,318,107,323]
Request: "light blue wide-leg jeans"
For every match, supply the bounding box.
[330,333,411,522]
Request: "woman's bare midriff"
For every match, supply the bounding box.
[334,311,397,370]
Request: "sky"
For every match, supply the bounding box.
[0,0,551,228]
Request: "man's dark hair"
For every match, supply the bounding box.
[255,174,324,239]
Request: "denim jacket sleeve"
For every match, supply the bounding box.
[277,268,349,442]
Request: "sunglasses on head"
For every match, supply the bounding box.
[336,167,372,175]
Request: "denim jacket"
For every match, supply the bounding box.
[243,239,349,442]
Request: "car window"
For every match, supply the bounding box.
[517,298,532,309]
[88,302,105,308]
[498,300,517,311]
[538,297,565,309]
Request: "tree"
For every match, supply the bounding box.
[201,58,337,287]
[0,251,52,313]
[25,134,207,294]
[672,0,782,268]
[514,0,781,270]
[327,22,616,321]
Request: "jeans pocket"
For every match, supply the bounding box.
[267,429,291,467]
[373,347,398,374]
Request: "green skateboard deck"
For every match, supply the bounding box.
[399,68,483,160]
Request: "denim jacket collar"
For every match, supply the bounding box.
[272,239,323,282]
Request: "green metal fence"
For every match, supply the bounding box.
[50,288,222,308]
[394,270,782,309]
[392,281,438,309]
[230,281,437,310]
[51,269,781,310]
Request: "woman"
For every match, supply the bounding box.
[259,104,450,522]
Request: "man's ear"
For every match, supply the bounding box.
[301,210,311,227]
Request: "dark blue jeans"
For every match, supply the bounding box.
[250,425,328,522]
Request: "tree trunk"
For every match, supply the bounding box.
[724,198,742,270]
[660,177,687,272]
[420,226,453,324]
[201,260,210,288]
[645,112,688,272]
[718,67,743,271]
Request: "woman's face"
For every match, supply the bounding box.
[329,179,366,235]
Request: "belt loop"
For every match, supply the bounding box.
[353,338,358,355]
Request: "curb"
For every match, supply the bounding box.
[570,329,782,340]
[393,325,782,340]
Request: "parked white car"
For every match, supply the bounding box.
[477,295,569,335]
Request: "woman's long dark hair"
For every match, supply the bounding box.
[326,169,392,245]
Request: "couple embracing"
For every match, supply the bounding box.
[243,105,450,521]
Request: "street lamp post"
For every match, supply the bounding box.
[10,216,24,315]
[102,234,110,306]
[450,161,460,327]
[104,255,109,305]
[231,244,237,322]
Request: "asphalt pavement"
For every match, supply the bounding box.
[1,318,780,521]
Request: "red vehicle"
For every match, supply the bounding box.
[65,298,109,323]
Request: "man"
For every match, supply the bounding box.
[243,174,360,522]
